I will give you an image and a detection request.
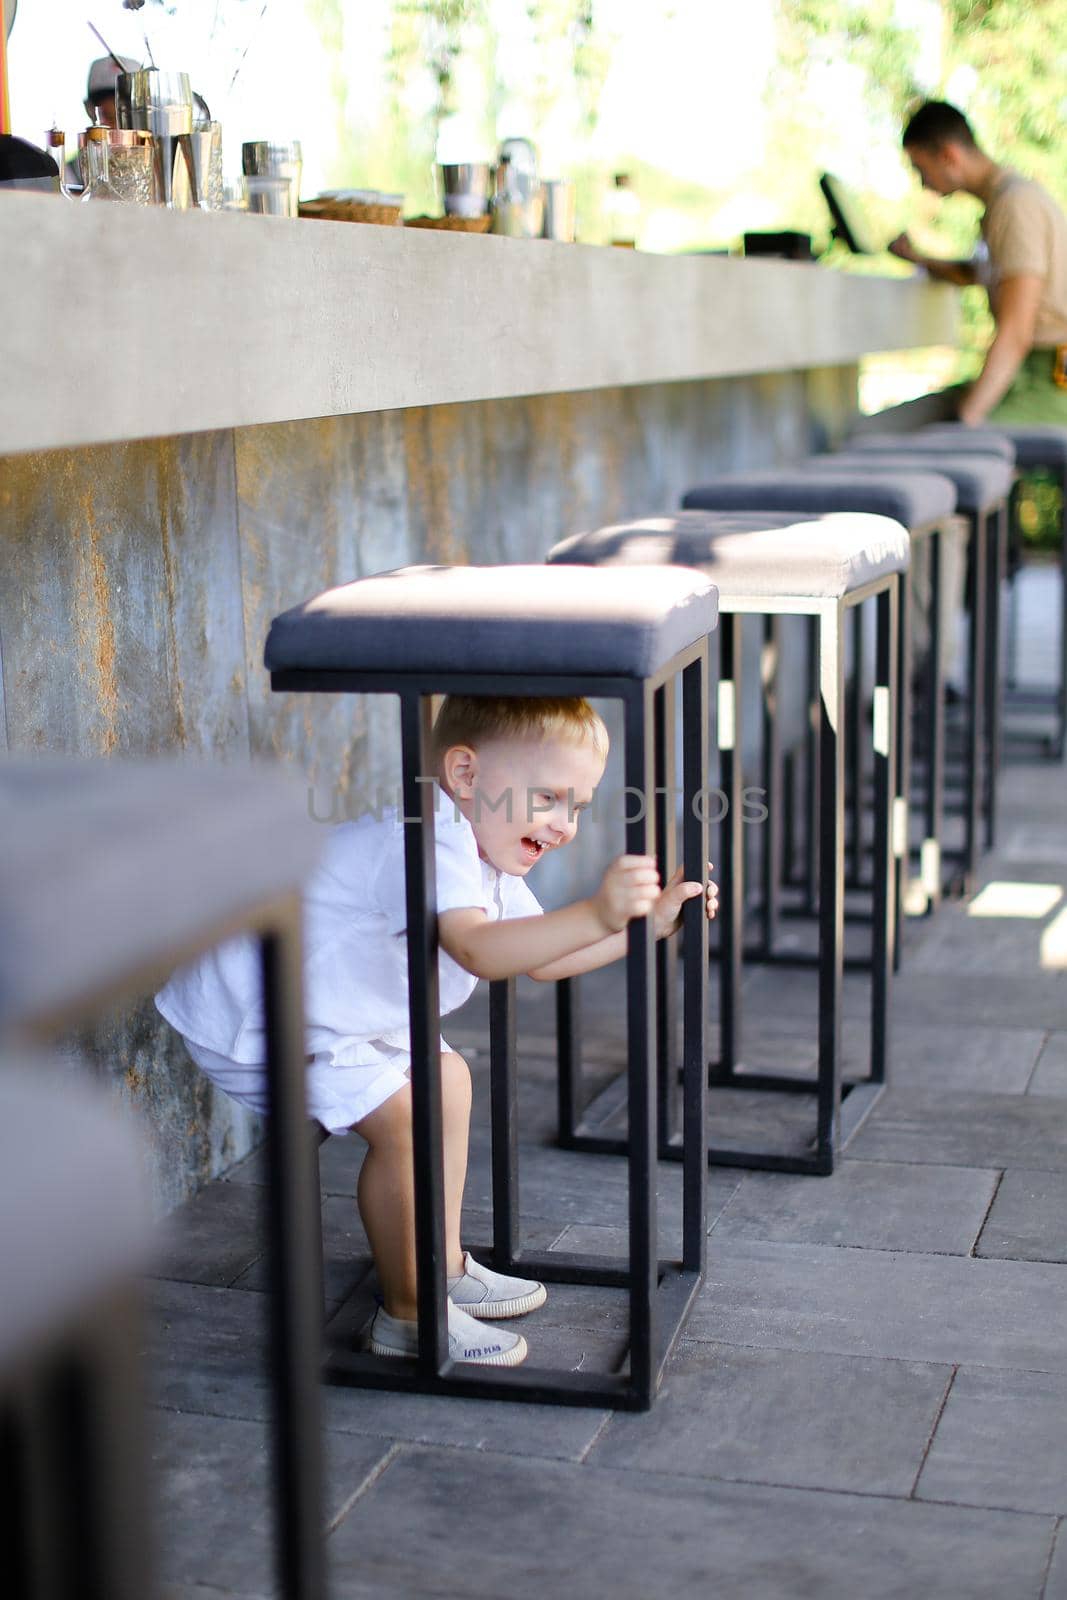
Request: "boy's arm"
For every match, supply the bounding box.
[438,855,660,981]
[526,865,717,980]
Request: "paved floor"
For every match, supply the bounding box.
[149,574,1067,1600]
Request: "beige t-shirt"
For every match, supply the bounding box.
[979,168,1067,347]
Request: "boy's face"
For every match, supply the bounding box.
[443,734,607,876]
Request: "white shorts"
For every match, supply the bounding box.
[183,1032,451,1136]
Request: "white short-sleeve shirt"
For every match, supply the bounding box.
[156,789,542,1062]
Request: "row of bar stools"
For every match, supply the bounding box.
[548,511,908,1175]
[0,759,327,1600]
[808,445,1015,871]
[679,471,957,931]
[264,563,717,1410]
[921,421,1067,762]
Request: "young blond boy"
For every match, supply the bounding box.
[157,696,716,1367]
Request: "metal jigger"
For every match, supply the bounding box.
[116,70,193,208]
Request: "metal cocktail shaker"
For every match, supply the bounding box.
[116,70,194,208]
[242,142,302,216]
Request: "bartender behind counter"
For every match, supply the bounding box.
[889,100,1067,427]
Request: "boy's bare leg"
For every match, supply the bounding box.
[352,1051,471,1320]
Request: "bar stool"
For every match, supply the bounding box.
[0,1061,157,1600]
[814,448,1014,862]
[0,759,326,1600]
[264,562,716,1411]
[849,428,1017,464]
[920,420,1067,761]
[680,470,957,925]
[549,510,907,1175]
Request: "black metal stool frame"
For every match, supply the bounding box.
[10,891,325,1600]
[777,516,943,932]
[270,643,709,1412]
[556,571,899,1177]
[1003,466,1067,761]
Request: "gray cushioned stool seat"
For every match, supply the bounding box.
[920,421,1067,473]
[682,470,956,528]
[0,1062,154,1367]
[548,510,910,598]
[810,451,1013,515]
[265,563,718,679]
[0,759,320,1034]
[849,429,1016,464]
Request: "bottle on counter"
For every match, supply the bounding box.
[45,128,76,198]
[607,172,639,248]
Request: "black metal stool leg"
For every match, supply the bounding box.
[399,692,450,1375]
[964,516,988,886]
[623,680,658,1410]
[713,614,743,1078]
[653,680,678,1150]
[555,976,582,1147]
[804,615,820,915]
[984,505,1006,849]
[815,603,845,1173]
[848,604,866,886]
[681,648,709,1274]
[490,977,520,1271]
[260,904,326,1600]
[893,570,912,969]
[870,581,898,1083]
[761,616,783,956]
[921,528,945,908]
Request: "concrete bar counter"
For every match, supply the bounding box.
[0,195,958,1203]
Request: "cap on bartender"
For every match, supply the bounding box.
[86,54,141,105]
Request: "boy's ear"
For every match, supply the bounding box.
[442,744,478,798]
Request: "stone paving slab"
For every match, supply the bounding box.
[850,1089,1067,1171]
[231,1193,372,1300]
[916,1367,1067,1515]
[146,1277,615,1460]
[587,1339,951,1497]
[461,1133,688,1231]
[151,1407,395,1595]
[888,899,1067,976]
[1044,1526,1067,1600]
[875,1021,1045,1094]
[975,1169,1067,1263]
[882,971,1067,1031]
[713,1159,999,1255]
[1030,1033,1067,1096]
[152,1175,267,1289]
[325,1445,1054,1600]
[688,1240,1067,1373]
[726,965,875,1021]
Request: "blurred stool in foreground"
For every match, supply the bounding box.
[0,759,326,1600]
[0,1062,156,1600]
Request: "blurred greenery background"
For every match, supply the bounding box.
[297,0,1066,542]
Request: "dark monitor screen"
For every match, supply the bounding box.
[820,172,881,255]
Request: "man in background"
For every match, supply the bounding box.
[84,53,140,129]
[890,100,1067,426]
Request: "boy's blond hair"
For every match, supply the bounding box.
[431,696,609,764]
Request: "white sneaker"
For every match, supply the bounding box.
[369,1301,528,1367]
[448,1251,547,1320]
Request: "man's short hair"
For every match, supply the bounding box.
[902,100,978,152]
[431,696,609,763]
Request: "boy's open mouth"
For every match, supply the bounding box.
[521,836,549,858]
